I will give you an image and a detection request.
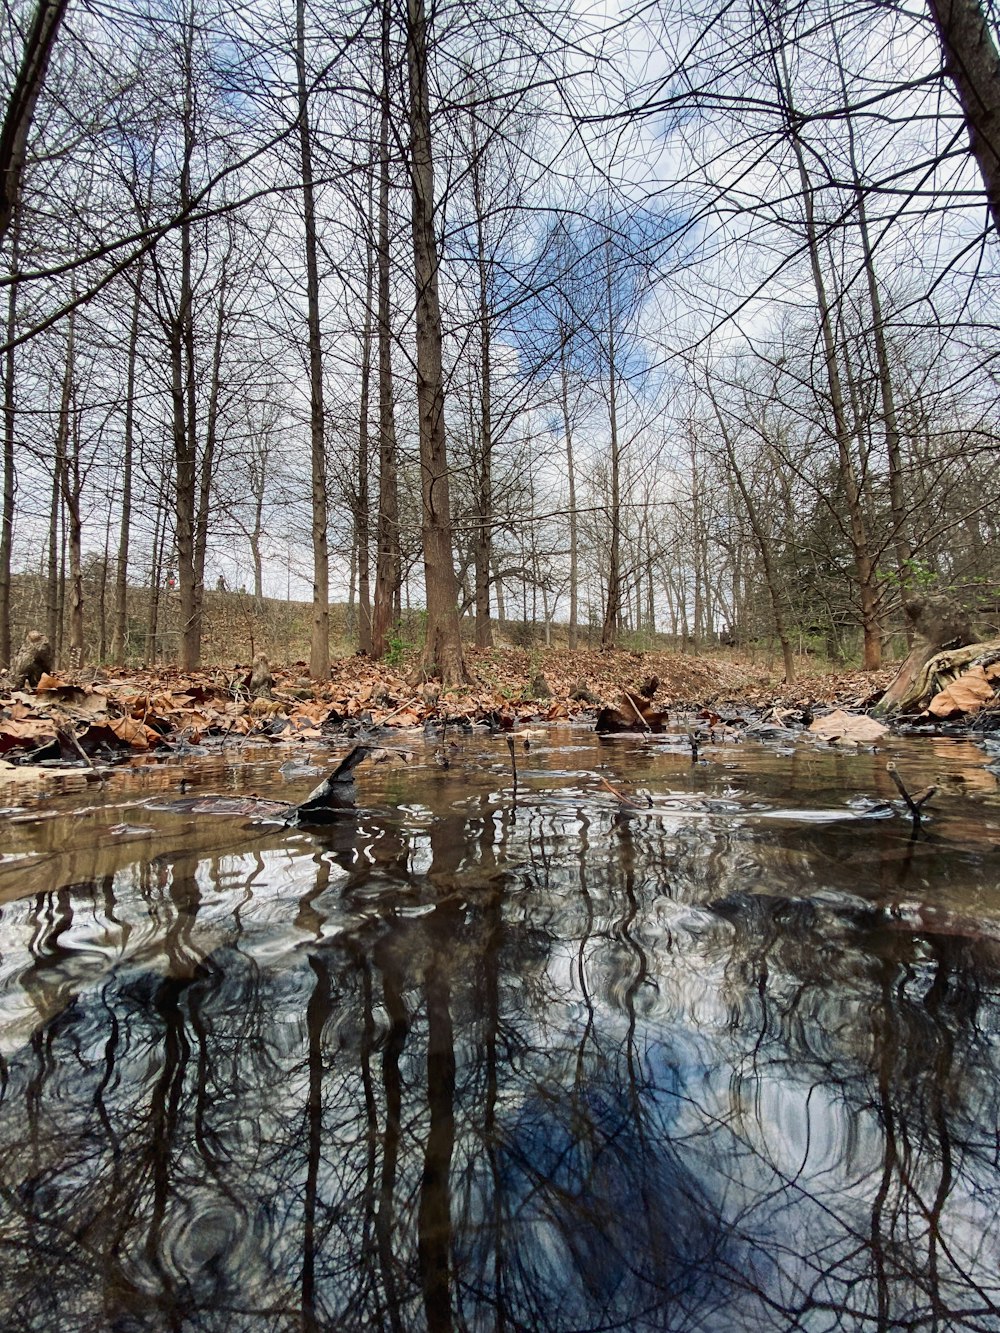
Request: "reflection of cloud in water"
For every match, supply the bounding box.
[0,739,998,1328]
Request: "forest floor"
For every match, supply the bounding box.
[0,644,899,770]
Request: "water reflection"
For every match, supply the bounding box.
[0,739,999,1330]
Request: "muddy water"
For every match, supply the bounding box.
[1,725,999,1331]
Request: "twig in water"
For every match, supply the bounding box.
[886,762,936,823]
[57,727,107,785]
[379,695,422,725]
[623,691,651,732]
[597,774,652,809]
[505,733,518,798]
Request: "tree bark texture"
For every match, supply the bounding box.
[297,0,330,679]
[0,0,69,246]
[372,0,401,660]
[406,0,467,684]
[111,267,143,664]
[776,40,882,668]
[927,0,1000,235]
[0,213,18,665]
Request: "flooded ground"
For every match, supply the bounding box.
[1,723,999,1331]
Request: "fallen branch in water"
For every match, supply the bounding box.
[287,745,370,825]
[597,774,653,809]
[886,762,937,824]
[505,733,518,798]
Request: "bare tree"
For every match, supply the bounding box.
[405,0,467,684]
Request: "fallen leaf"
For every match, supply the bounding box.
[106,716,153,750]
[927,666,996,718]
[0,718,58,752]
[809,710,888,743]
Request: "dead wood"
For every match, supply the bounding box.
[877,637,1000,715]
[874,594,975,714]
[10,630,53,690]
[245,653,273,699]
[595,690,669,734]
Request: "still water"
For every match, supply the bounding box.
[1,725,1000,1332]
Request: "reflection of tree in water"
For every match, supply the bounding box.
[0,796,997,1329]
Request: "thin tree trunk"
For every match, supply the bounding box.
[829,33,914,606]
[61,327,84,666]
[406,0,467,684]
[296,0,329,679]
[193,260,228,653]
[97,524,109,661]
[559,347,578,650]
[600,239,622,649]
[112,267,143,664]
[471,127,493,649]
[147,483,167,666]
[775,40,882,668]
[372,0,401,659]
[250,486,264,602]
[47,313,75,659]
[357,230,374,654]
[45,413,60,652]
[0,211,18,665]
[710,396,795,682]
[171,4,200,671]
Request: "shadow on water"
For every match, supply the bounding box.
[0,728,999,1329]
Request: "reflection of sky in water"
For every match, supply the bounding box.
[0,731,998,1329]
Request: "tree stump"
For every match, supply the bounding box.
[875,594,975,714]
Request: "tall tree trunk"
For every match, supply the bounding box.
[710,395,795,682]
[0,0,69,246]
[775,41,882,668]
[147,480,167,666]
[250,485,264,602]
[46,312,74,659]
[927,0,1000,235]
[296,0,329,679]
[112,266,143,664]
[559,342,578,650]
[837,50,913,595]
[0,212,18,665]
[172,4,200,671]
[372,0,401,659]
[193,262,227,649]
[600,240,622,649]
[357,233,374,654]
[471,128,493,649]
[63,385,84,666]
[406,0,467,684]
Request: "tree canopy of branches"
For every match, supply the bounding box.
[0,0,997,681]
